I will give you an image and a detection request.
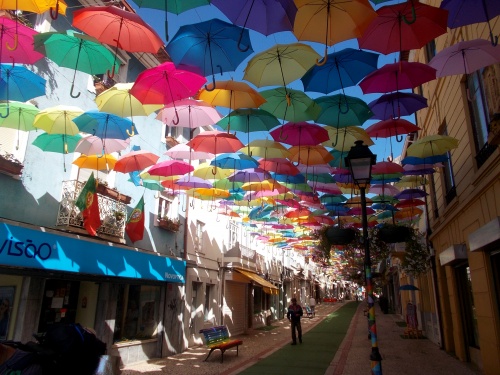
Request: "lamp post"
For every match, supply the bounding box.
[345,140,382,375]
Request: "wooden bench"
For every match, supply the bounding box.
[199,325,243,363]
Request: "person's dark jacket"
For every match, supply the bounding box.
[287,304,303,322]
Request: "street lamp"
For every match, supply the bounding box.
[345,140,382,375]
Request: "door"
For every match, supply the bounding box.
[38,279,80,333]
[223,281,246,335]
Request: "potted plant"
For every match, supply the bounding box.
[157,216,181,232]
[375,223,412,243]
[95,180,132,204]
[0,152,23,176]
[400,229,430,277]
[325,225,357,245]
[113,210,125,222]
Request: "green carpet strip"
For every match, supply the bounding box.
[238,302,359,375]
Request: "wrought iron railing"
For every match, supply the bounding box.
[56,180,127,238]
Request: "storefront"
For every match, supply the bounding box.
[0,221,186,365]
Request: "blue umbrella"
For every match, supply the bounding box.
[399,284,419,291]
[166,19,253,90]
[271,173,306,184]
[74,110,136,140]
[402,154,448,165]
[0,64,46,117]
[301,48,379,94]
[210,152,259,170]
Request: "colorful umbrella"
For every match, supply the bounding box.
[33,30,120,98]
[259,87,321,122]
[148,160,194,177]
[32,133,82,153]
[359,61,437,94]
[73,154,117,171]
[406,134,459,158]
[193,162,234,180]
[428,38,500,78]
[368,92,428,121]
[164,143,214,160]
[129,0,209,41]
[0,65,46,115]
[166,19,253,90]
[187,130,245,154]
[0,16,44,64]
[243,43,320,87]
[241,139,291,159]
[258,158,301,176]
[33,105,83,136]
[130,62,206,106]
[228,168,272,183]
[72,5,164,77]
[358,1,448,55]
[0,0,67,15]
[314,94,373,128]
[175,175,213,189]
[114,150,160,173]
[323,126,374,151]
[441,0,500,45]
[157,99,222,129]
[96,82,162,119]
[366,118,421,140]
[74,110,136,140]
[301,48,379,94]
[75,135,129,156]
[0,101,39,132]
[293,0,376,63]
[288,145,334,166]
[270,121,329,146]
[210,152,259,170]
[394,188,428,200]
[197,80,266,112]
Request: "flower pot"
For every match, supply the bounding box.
[96,183,132,204]
[325,227,356,245]
[158,218,181,232]
[0,156,23,176]
[377,225,411,243]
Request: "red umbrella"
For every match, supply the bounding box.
[114,150,159,173]
[258,158,301,176]
[366,119,421,140]
[72,6,164,77]
[130,62,206,107]
[148,160,194,177]
[358,1,448,55]
[359,61,436,94]
[372,161,405,175]
[270,121,329,146]
[0,16,44,64]
[187,130,244,154]
[395,198,426,208]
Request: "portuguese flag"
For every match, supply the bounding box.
[126,196,145,243]
[75,172,101,236]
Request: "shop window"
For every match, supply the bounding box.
[114,284,160,342]
[467,64,500,168]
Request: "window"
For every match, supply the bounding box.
[114,284,161,342]
[229,221,238,249]
[455,265,480,349]
[467,64,500,167]
[157,194,172,220]
[424,39,436,62]
[440,125,456,204]
[253,286,263,314]
[204,284,213,321]
[195,220,205,252]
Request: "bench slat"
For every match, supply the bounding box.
[199,325,242,363]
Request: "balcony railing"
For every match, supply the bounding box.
[56,180,128,240]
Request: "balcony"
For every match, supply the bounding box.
[0,153,23,179]
[156,217,181,232]
[56,180,129,242]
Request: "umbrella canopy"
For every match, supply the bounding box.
[75,135,129,155]
[0,101,39,131]
[323,126,374,151]
[428,38,500,78]
[210,152,259,170]
[270,122,329,146]
[164,143,214,160]
[114,150,160,173]
[368,92,428,121]
[175,175,213,189]
[74,110,136,140]
[0,64,46,107]
[406,135,459,158]
[288,145,334,166]
[366,118,421,139]
[187,130,244,154]
[314,94,373,128]
[96,83,162,118]
[293,0,376,62]
[130,62,206,105]
[243,42,320,88]
[0,0,67,15]
[394,188,428,200]
[241,139,291,159]
[0,16,44,64]
[212,0,297,37]
[358,1,448,55]
[258,158,301,176]
[399,284,419,291]
[33,105,83,136]
[32,133,82,153]
[72,5,163,54]
[166,18,253,90]
[301,48,379,94]
[148,160,194,177]
[73,154,117,171]
[157,99,222,128]
[197,80,266,110]
[359,61,437,94]
[228,168,272,183]
[260,87,321,122]
[33,30,120,98]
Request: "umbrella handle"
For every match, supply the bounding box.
[205,75,217,91]
[50,0,59,20]
[316,48,328,66]
[0,104,9,118]
[402,1,416,25]
[278,126,288,141]
[6,34,17,51]
[489,31,498,46]
[107,65,116,80]
[237,30,250,52]
[395,133,403,143]
[126,125,135,137]
[70,83,81,98]
[172,110,179,125]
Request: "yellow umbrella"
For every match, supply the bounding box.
[396,176,428,188]
[193,162,234,180]
[293,0,376,63]
[197,80,266,110]
[187,187,231,200]
[0,0,67,14]
[242,179,286,192]
[95,83,162,118]
[240,139,290,159]
[322,125,373,151]
[33,105,84,136]
[73,154,117,171]
[406,135,459,158]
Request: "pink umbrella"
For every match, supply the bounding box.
[156,98,222,128]
[307,181,342,195]
[366,118,421,140]
[75,135,129,155]
[372,161,405,175]
[114,150,159,173]
[130,62,207,110]
[270,121,329,146]
[368,184,400,196]
[359,61,436,94]
[164,143,214,160]
[0,16,44,64]
[148,160,194,177]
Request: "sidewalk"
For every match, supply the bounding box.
[121,301,482,375]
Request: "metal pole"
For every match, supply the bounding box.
[360,185,383,374]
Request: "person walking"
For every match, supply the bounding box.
[286,298,303,345]
[309,296,316,317]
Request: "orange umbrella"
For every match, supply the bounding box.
[73,154,117,171]
[114,150,159,173]
[288,145,334,166]
[197,80,266,110]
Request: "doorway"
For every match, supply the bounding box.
[38,279,80,333]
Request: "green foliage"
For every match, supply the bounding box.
[401,228,430,277]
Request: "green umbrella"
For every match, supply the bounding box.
[34,30,120,98]
[0,101,40,149]
[259,87,321,122]
[314,94,373,128]
[32,133,83,172]
[135,180,165,192]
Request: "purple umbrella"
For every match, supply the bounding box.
[211,0,297,50]
[175,175,213,189]
[394,188,428,200]
[441,0,500,45]
[228,168,271,183]
[368,92,428,120]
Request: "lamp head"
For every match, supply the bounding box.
[345,140,376,187]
